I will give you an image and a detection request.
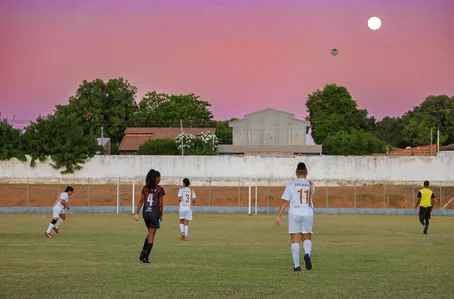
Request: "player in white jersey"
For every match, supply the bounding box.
[276,162,315,271]
[44,186,74,238]
[177,178,196,241]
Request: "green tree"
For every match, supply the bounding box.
[210,119,236,144]
[306,84,374,145]
[134,92,214,127]
[0,120,26,161]
[402,95,454,146]
[56,78,138,146]
[374,117,406,148]
[21,114,100,174]
[137,139,179,155]
[323,130,387,155]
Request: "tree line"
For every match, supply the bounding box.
[1,78,453,173]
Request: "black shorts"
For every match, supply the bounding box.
[144,217,160,229]
[419,207,432,221]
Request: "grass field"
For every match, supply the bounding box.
[1,213,453,299]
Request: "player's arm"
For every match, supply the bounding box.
[134,194,145,221]
[431,193,435,209]
[275,199,289,227]
[60,199,70,210]
[192,190,196,204]
[159,195,164,221]
[415,192,421,208]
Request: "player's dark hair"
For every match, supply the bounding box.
[424,180,430,187]
[183,178,190,187]
[146,169,158,190]
[65,186,74,192]
[296,162,307,175]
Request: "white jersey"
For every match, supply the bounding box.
[178,187,196,208]
[54,192,69,210]
[282,178,315,216]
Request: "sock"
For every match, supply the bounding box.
[303,239,312,256]
[184,225,189,237]
[142,238,148,251]
[145,243,153,258]
[291,243,300,268]
[46,223,54,234]
[180,224,184,234]
[425,219,430,228]
[55,218,64,229]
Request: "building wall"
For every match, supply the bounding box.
[231,110,308,146]
[1,155,454,185]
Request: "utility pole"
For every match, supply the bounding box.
[180,119,184,156]
[430,128,433,156]
[101,126,104,155]
[437,127,440,155]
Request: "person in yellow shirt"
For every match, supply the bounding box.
[415,181,435,235]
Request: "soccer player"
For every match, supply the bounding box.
[177,178,196,241]
[275,162,315,271]
[134,169,165,264]
[415,180,435,234]
[44,186,74,238]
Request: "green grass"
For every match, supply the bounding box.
[0,213,453,299]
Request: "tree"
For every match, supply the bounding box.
[210,119,236,144]
[0,120,26,161]
[306,84,374,145]
[55,78,138,146]
[374,117,406,148]
[402,95,454,146]
[137,139,179,155]
[134,92,214,128]
[323,130,387,155]
[21,114,100,174]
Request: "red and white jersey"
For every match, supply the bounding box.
[282,178,315,216]
[178,187,196,208]
[54,192,69,210]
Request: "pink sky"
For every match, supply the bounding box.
[1,0,453,128]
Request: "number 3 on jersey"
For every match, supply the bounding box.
[185,194,190,203]
[297,189,311,206]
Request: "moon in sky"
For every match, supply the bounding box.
[368,16,382,30]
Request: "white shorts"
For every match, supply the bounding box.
[52,206,66,219]
[179,208,193,221]
[288,213,313,234]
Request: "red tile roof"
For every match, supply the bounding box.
[119,127,216,152]
[440,143,454,151]
[390,144,437,156]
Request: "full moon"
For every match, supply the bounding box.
[367,16,382,30]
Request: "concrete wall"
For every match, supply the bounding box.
[1,155,454,185]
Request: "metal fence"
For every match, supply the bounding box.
[1,177,453,211]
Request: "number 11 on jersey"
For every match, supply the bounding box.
[297,189,310,206]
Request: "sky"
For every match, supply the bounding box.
[1,0,454,128]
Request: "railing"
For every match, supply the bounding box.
[1,177,453,210]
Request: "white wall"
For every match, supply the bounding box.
[1,155,454,185]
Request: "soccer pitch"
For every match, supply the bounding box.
[1,214,453,299]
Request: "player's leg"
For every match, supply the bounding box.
[288,213,302,271]
[184,210,192,241]
[140,219,150,261]
[424,210,431,234]
[53,211,66,234]
[419,207,426,226]
[301,215,313,270]
[179,211,185,240]
[45,207,60,237]
[143,217,159,263]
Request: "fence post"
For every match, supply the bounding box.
[238,177,241,208]
[58,177,61,195]
[26,177,29,210]
[440,181,443,209]
[116,177,120,214]
[354,181,357,209]
[325,180,328,208]
[267,179,270,208]
[255,178,258,215]
[412,183,414,208]
[383,183,386,209]
[87,178,90,207]
[208,179,212,209]
[132,176,135,214]
[248,178,252,215]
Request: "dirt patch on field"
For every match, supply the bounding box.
[1,183,453,209]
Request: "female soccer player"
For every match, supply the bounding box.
[275,162,315,271]
[134,170,165,264]
[44,186,74,238]
[177,178,196,241]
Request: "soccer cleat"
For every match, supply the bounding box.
[423,226,428,234]
[304,254,312,270]
[52,227,59,234]
[184,236,188,241]
[180,233,185,240]
[142,258,151,264]
[44,232,52,238]
[139,250,145,262]
[293,266,301,272]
